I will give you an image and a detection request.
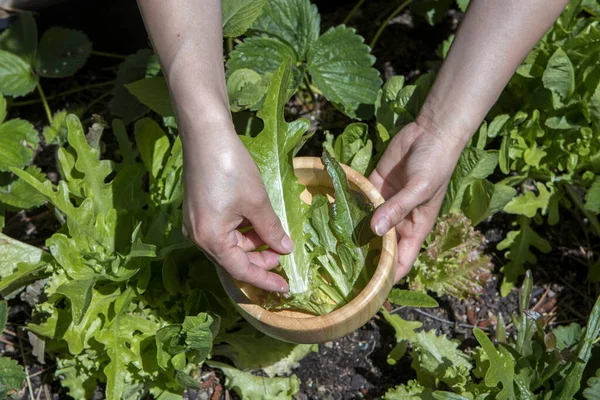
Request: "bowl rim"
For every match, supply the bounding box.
[218,156,397,334]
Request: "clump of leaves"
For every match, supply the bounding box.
[383,271,600,399]
[241,62,376,315]
[406,212,493,300]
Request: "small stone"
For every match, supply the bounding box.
[324,341,333,348]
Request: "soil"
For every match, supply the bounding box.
[1,0,597,399]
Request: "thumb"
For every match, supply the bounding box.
[371,182,428,236]
[248,201,294,255]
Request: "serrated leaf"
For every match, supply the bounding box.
[125,77,174,117]
[384,380,434,399]
[497,216,551,296]
[0,358,26,397]
[307,25,381,119]
[0,165,47,209]
[240,62,311,294]
[222,0,267,37]
[388,289,439,308]
[0,12,37,64]
[585,177,600,213]
[0,117,39,171]
[503,182,551,217]
[542,48,575,104]
[35,27,91,78]
[227,68,269,112]
[251,0,320,59]
[209,361,300,400]
[0,50,38,97]
[473,328,515,399]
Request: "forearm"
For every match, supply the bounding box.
[136,0,232,138]
[417,0,568,147]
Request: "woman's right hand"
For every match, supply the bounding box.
[181,117,293,293]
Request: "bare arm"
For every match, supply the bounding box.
[136,0,293,293]
[371,0,569,281]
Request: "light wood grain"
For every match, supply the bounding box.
[217,157,397,344]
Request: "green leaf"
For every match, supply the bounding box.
[55,279,95,325]
[307,26,381,119]
[222,0,267,37]
[553,322,583,350]
[542,48,575,103]
[42,110,68,145]
[411,0,452,25]
[387,289,439,308]
[0,50,38,97]
[382,309,421,364]
[227,36,299,81]
[125,77,174,117]
[251,0,320,59]
[464,180,516,225]
[503,182,552,217]
[240,62,311,294]
[323,150,373,246]
[35,27,92,78]
[384,380,434,399]
[176,370,200,389]
[473,328,515,399]
[0,12,37,64]
[0,116,39,171]
[590,82,600,131]
[0,165,47,209]
[456,0,470,12]
[497,217,551,296]
[584,368,600,400]
[0,232,47,279]
[209,361,300,400]
[109,49,156,124]
[0,358,26,398]
[585,177,600,213]
[0,300,7,332]
[134,118,170,180]
[227,68,269,112]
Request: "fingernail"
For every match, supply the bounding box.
[281,235,294,253]
[374,218,389,236]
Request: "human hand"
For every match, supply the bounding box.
[181,119,293,293]
[369,118,466,282]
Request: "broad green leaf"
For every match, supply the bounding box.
[0,261,48,298]
[0,300,7,332]
[226,68,269,112]
[222,0,267,37]
[240,62,311,294]
[323,151,373,246]
[209,361,300,400]
[0,117,39,171]
[350,139,372,175]
[497,217,551,296]
[0,12,37,64]
[473,328,515,399]
[542,48,575,103]
[503,182,552,217]
[35,27,91,78]
[251,0,320,59]
[46,234,97,280]
[456,0,470,12]
[0,49,38,96]
[387,289,439,308]
[176,370,200,389]
[585,177,600,213]
[0,165,47,209]
[307,26,381,119]
[134,118,170,180]
[109,49,156,124]
[0,232,47,278]
[125,77,174,117]
[464,180,516,225]
[553,322,583,350]
[183,313,217,363]
[0,358,26,398]
[308,195,337,254]
[55,279,95,325]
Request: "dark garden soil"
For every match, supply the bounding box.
[1,0,597,399]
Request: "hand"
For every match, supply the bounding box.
[369,119,465,282]
[181,120,293,293]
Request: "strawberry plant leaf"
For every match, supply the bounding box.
[0,358,26,399]
[0,12,37,64]
[251,0,320,59]
[240,61,311,294]
[0,115,39,171]
[125,77,174,117]
[388,289,439,308]
[35,27,92,78]
[585,177,600,213]
[0,49,38,96]
[222,0,267,37]
[307,26,381,119]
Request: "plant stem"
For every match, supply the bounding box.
[81,92,112,116]
[370,0,413,49]
[227,37,233,55]
[564,183,600,237]
[343,0,367,25]
[36,83,53,124]
[304,75,317,106]
[11,81,115,107]
[91,50,126,59]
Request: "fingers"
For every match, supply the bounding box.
[394,235,423,283]
[234,229,265,252]
[247,249,281,270]
[371,180,431,236]
[248,201,294,255]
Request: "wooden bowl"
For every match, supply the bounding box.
[217,157,397,343]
